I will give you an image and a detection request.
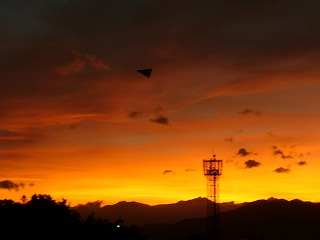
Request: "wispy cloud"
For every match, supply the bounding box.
[163,170,175,175]
[0,129,44,149]
[56,57,85,76]
[238,108,261,116]
[224,137,233,142]
[185,168,196,172]
[84,53,110,70]
[274,167,290,173]
[267,132,275,137]
[56,51,110,76]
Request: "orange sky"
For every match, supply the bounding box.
[1,0,320,206]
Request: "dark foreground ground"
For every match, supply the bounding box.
[1,195,320,240]
[141,199,320,240]
[0,194,147,240]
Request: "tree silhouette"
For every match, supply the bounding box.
[0,194,147,240]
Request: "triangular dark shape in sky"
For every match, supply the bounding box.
[137,68,152,78]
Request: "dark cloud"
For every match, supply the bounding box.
[267,132,275,137]
[75,200,103,209]
[69,123,80,130]
[0,180,25,191]
[237,148,250,156]
[298,161,307,166]
[150,116,169,125]
[149,107,169,125]
[128,111,143,119]
[224,137,233,142]
[237,148,255,157]
[0,130,17,137]
[281,155,293,160]
[273,148,284,155]
[185,168,196,172]
[271,145,294,159]
[238,108,261,116]
[274,167,290,173]
[244,160,261,168]
[163,170,175,175]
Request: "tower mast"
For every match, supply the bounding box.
[203,154,223,240]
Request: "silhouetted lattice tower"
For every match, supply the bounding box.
[203,155,223,240]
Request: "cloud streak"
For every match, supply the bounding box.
[163,170,175,175]
[150,116,169,125]
[224,137,233,142]
[0,129,44,149]
[56,51,110,76]
[238,109,261,116]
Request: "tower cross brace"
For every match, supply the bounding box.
[203,155,223,240]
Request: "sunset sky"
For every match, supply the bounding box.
[1,0,320,206]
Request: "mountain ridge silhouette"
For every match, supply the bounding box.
[140,198,320,240]
[75,197,312,226]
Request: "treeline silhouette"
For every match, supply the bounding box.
[0,194,147,240]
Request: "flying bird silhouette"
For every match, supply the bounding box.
[136,68,152,78]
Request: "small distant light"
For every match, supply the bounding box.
[116,224,121,228]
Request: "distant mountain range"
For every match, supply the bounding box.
[142,198,320,240]
[73,197,243,226]
[74,197,320,240]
